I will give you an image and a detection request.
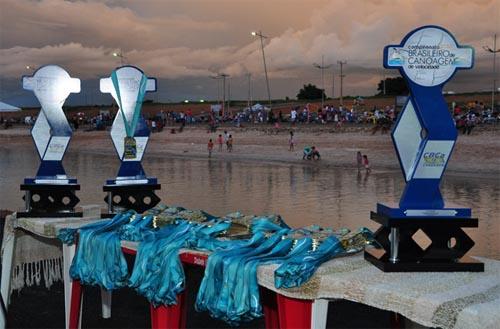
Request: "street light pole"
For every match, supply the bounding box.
[227,77,231,115]
[251,31,272,109]
[246,73,252,109]
[383,70,387,96]
[331,69,335,100]
[337,60,347,106]
[210,74,229,116]
[112,49,127,65]
[484,34,499,110]
[313,55,332,110]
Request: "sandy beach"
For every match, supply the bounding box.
[1,124,499,178]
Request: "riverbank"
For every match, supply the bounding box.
[1,124,499,178]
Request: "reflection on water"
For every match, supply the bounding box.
[0,146,498,259]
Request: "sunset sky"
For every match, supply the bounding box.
[0,0,499,106]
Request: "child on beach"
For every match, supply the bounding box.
[363,154,371,173]
[311,146,320,160]
[289,131,295,151]
[208,139,214,157]
[227,135,233,152]
[217,134,224,151]
[357,151,363,171]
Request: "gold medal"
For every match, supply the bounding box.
[124,136,137,159]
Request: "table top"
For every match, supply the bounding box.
[15,215,500,329]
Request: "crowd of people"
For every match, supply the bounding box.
[453,101,498,135]
[4,99,498,137]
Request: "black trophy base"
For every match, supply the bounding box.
[20,183,82,218]
[364,248,484,272]
[365,211,484,272]
[103,183,161,215]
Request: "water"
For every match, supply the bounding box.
[1,145,498,259]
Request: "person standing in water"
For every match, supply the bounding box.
[227,134,233,152]
[208,139,214,157]
[356,151,363,171]
[289,131,295,151]
[363,154,371,173]
[217,134,224,151]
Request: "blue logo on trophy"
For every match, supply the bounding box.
[20,65,82,217]
[100,66,161,214]
[365,26,483,272]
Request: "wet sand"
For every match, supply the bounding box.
[1,124,499,178]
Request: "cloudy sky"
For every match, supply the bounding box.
[0,0,499,106]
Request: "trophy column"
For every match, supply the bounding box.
[19,65,82,217]
[364,26,483,272]
[100,66,161,215]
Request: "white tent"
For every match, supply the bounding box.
[0,101,21,112]
[245,103,270,112]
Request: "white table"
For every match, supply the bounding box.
[3,215,500,329]
[0,208,106,329]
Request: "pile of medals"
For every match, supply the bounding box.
[59,204,375,325]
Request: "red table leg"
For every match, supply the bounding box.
[276,294,313,329]
[261,287,280,329]
[390,312,405,329]
[149,291,187,329]
[69,280,83,329]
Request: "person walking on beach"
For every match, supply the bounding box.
[207,139,214,157]
[289,131,295,151]
[356,151,363,171]
[363,155,371,173]
[227,134,233,152]
[217,134,224,151]
[290,108,297,126]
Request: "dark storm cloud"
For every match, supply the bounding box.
[0,0,498,102]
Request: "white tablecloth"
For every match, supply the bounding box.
[5,216,499,329]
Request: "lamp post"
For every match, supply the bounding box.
[112,49,127,65]
[210,75,222,107]
[210,73,229,117]
[227,77,231,116]
[483,34,499,110]
[331,69,335,100]
[382,70,387,96]
[251,31,272,109]
[337,60,347,106]
[313,55,332,110]
[246,73,252,109]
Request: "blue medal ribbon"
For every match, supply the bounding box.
[69,211,135,289]
[111,71,148,137]
[274,235,344,289]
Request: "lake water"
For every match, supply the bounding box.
[0,146,498,260]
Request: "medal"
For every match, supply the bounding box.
[111,71,148,160]
[124,136,137,159]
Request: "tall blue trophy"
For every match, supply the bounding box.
[365,26,484,272]
[20,65,82,217]
[100,66,160,215]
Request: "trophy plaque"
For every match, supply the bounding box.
[19,65,82,217]
[100,66,160,215]
[365,26,484,272]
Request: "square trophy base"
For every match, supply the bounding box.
[19,180,82,218]
[364,204,484,272]
[103,178,161,216]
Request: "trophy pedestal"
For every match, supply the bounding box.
[364,208,484,272]
[103,178,161,216]
[19,180,82,218]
